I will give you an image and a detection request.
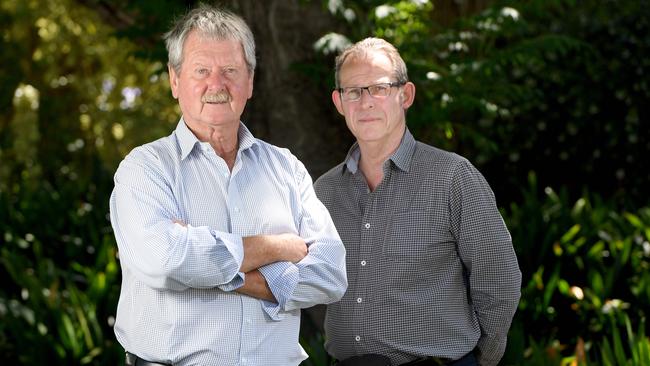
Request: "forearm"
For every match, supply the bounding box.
[240,234,307,273]
[472,279,521,366]
[111,190,244,290]
[235,269,276,302]
[240,235,279,272]
[282,247,347,310]
[259,238,347,317]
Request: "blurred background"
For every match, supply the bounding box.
[1,0,649,364]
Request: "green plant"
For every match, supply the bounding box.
[503,173,650,363]
[596,314,650,366]
[0,181,122,364]
[319,0,650,207]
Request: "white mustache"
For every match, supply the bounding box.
[201,91,231,104]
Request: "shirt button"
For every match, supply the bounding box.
[355,335,361,342]
[364,223,370,229]
[361,260,367,266]
[234,207,240,213]
[357,297,363,303]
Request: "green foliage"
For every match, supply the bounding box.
[0,174,122,364]
[2,0,649,364]
[324,0,650,207]
[502,173,650,363]
[300,332,334,366]
[0,0,177,364]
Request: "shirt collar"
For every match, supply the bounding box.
[176,117,258,160]
[343,128,416,174]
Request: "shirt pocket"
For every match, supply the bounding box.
[382,210,455,264]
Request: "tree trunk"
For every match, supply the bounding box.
[226,0,354,178]
[432,0,493,27]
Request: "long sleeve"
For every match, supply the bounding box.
[449,159,522,366]
[258,159,348,320]
[113,121,339,365]
[110,147,245,291]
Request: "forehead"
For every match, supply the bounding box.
[182,31,246,64]
[339,50,394,85]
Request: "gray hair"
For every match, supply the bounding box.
[163,4,256,75]
[334,37,408,88]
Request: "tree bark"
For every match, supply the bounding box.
[226,0,353,178]
[432,0,493,27]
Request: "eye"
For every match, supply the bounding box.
[223,67,238,77]
[344,88,362,100]
[369,84,390,96]
[195,68,210,77]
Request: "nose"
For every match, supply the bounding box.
[206,72,225,91]
[359,88,374,109]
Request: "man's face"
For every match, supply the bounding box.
[332,51,414,145]
[169,31,253,132]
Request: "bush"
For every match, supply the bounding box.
[0,165,122,364]
[502,173,650,364]
[321,0,650,207]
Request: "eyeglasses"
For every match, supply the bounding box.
[338,81,406,102]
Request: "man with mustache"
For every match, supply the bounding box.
[109,5,347,366]
[314,38,521,366]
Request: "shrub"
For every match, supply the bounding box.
[503,173,650,364]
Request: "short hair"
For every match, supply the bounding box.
[163,4,256,75]
[334,37,409,88]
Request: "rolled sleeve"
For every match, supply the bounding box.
[110,149,248,291]
[258,262,300,320]
[212,230,246,291]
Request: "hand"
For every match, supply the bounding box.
[274,233,308,263]
[173,219,186,227]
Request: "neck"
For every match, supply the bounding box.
[356,128,405,191]
[187,120,240,170]
[209,131,239,170]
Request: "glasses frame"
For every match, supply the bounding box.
[337,81,406,102]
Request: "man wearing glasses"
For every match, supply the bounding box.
[314,38,521,366]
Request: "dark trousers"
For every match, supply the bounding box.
[124,351,171,366]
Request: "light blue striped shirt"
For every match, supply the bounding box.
[109,119,347,365]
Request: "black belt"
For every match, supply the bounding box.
[125,351,171,366]
[401,351,477,366]
[336,350,476,366]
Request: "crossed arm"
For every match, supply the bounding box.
[172,224,308,302]
[110,150,346,314]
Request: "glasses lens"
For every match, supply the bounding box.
[368,84,391,97]
[343,88,362,101]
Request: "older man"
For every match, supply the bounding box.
[109,5,347,366]
[315,37,521,366]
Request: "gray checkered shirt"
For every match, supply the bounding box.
[314,128,521,366]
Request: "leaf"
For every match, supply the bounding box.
[561,224,581,244]
[623,213,643,229]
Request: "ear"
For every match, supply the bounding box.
[247,71,254,99]
[332,89,345,116]
[400,81,416,109]
[169,64,179,99]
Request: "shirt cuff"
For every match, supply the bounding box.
[209,229,246,286]
[216,271,245,291]
[212,230,245,266]
[258,261,299,321]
